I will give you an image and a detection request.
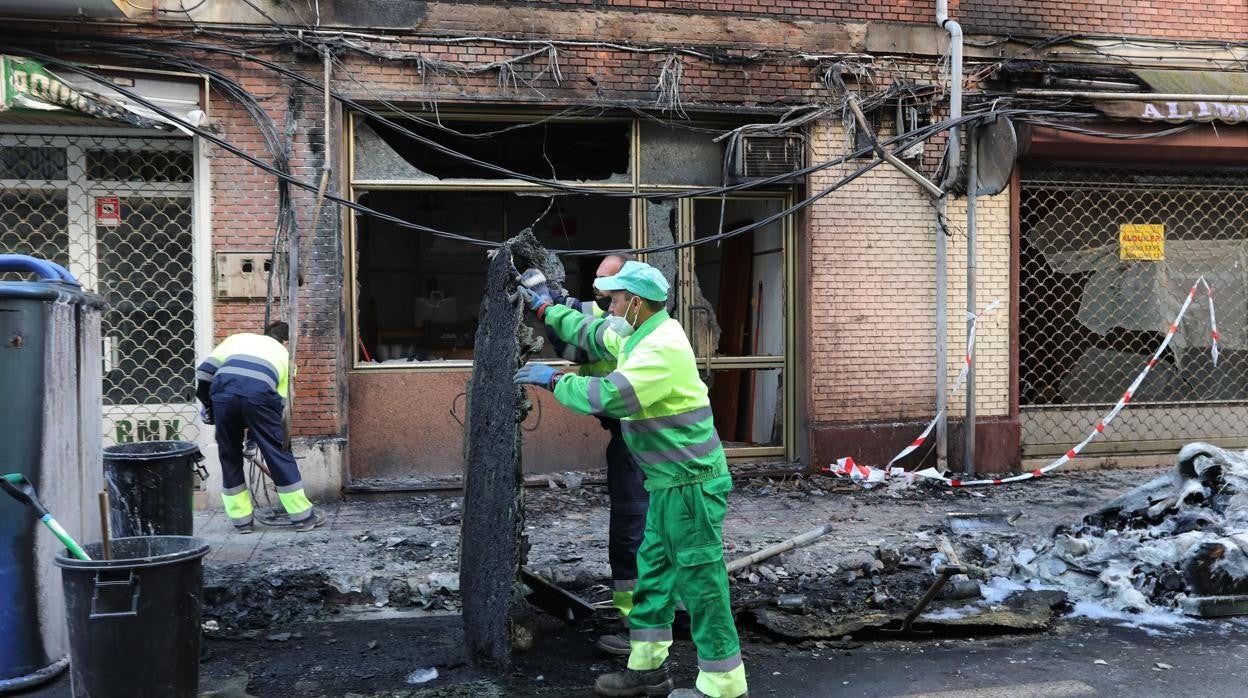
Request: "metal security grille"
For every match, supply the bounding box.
[0,131,199,445]
[1019,162,1248,455]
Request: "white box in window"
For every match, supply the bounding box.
[414,292,459,325]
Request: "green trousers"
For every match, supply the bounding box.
[626,475,748,698]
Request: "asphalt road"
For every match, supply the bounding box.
[15,616,1248,697]
[747,618,1248,698]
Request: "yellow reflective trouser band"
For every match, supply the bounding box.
[626,629,672,671]
[222,485,254,526]
[613,586,635,618]
[695,661,748,698]
[276,482,314,521]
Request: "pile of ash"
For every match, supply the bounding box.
[1011,443,1248,614]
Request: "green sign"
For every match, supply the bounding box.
[0,54,158,127]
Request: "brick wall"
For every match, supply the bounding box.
[202,56,343,437]
[435,0,1244,41]
[806,119,1011,467]
[958,0,1248,41]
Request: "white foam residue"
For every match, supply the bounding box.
[921,604,982,621]
[979,576,1027,605]
[1069,600,1199,635]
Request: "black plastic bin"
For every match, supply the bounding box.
[55,536,209,698]
[104,441,206,537]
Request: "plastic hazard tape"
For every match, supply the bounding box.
[829,278,1220,488]
[822,299,1001,486]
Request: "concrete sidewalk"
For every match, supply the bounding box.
[194,465,1165,632]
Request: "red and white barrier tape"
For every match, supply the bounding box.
[823,299,1001,486]
[883,300,1002,469]
[828,278,1220,487]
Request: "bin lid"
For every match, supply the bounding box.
[0,280,105,308]
[103,441,202,462]
[54,536,210,570]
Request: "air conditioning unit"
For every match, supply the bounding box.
[730,134,804,181]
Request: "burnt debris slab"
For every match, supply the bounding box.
[460,230,564,670]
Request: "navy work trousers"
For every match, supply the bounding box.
[605,417,648,585]
[211,390,302,490]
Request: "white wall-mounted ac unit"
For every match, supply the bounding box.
[730,134,804,181]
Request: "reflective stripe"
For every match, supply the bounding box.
[613,579,637,591]
[223,484,248,496]
[195,370,215,382]
[698,652,743,673]
[627,638,673,672]
[275,481,304,494]
[579,300,596,314]
[622,406,714,434]
[635,433,722,466]
[630,627,673,642]
[227,356,280,381]
[594,322,609,347]
[588,379,604,413]
[577,316,592,348]
[221,487,253,522]
[607,372,642,414]
[279,491,314,519]
[216,366,277,390]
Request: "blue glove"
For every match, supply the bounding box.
[517,286,551,313]
[514,363,563,390]
[199,406,214,425]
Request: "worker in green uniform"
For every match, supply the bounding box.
[540,253,652,656]
[514,261,748,698]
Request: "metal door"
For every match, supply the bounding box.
[0,131,201,445]
[1019,162,1248,455]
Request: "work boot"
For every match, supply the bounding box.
[596,631,631,656]
[293,509,327,532]
[593,663,673,696]
[233,522,254,535]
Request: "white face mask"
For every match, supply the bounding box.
[605,314,634,337]
[606,296,640,337]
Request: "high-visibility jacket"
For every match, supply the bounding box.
[543,304,727,491]
[548,296,616,378]
[196,332,292,401]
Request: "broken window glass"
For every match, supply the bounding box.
[355,190,630,364]
[355,116,630,183]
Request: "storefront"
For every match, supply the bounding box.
[344,111,800,481]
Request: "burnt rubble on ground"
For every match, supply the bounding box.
[997,443,1248,613]
[199,460,1248,642]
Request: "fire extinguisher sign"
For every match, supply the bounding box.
[95,196,121,227]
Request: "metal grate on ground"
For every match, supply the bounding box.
[1019,162,1248,456]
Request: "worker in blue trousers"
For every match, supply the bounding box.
[195,321,325,533]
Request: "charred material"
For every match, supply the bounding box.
[460,230,564,670]
[1022,443,1248,612]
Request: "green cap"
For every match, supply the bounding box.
[593,261,670,301]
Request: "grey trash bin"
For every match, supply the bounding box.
[0,255,104,694]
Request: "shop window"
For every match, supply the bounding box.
[707,368,784,447]
[690,198,786,358]
[356,191,630,363]
[357,116,631,183]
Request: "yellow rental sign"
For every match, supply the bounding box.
[1120,224,1165,261]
